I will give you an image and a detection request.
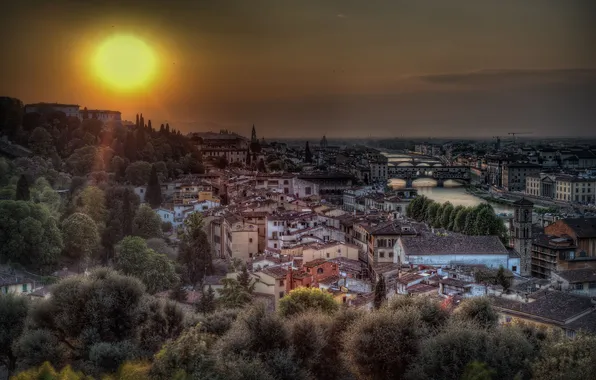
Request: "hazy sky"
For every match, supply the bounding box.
[1,0,595,138]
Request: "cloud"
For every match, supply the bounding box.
[415,68,596,87]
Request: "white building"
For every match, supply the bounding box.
[394,232,520,274]
[24,103,80,118]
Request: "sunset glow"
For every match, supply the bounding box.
[93,35,157,91]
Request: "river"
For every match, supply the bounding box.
[383,152,514,214]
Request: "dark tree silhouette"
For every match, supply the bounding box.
[305,141,313,163]
[373,275,387,309]
[145,165,162,208]
[15,174,30,201]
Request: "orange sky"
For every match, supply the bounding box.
[1,0,595,137]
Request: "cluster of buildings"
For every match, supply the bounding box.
[24,102,122,123]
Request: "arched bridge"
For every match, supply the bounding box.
[388,165,471,187]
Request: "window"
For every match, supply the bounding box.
[279,280,284,286]
[274,243,278,249]
[589,282,596,289]
[279,291,285,299]
[573,283,584,290]
[326,252,330,258]
[22,284,28,292]
[389,252,394,258]
[317,268,324,274]
[512,266,517,272]
[379,251,385,258]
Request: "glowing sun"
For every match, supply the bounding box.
[93,35,157,90]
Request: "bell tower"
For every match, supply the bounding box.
[511,198,534,277]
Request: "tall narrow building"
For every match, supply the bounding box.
[511,198,534,276]
[251,124,258,143]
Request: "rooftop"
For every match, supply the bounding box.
[558,218,596,238]
[400,232,509,256]
[492,290,594,324]
[555,269,596,283]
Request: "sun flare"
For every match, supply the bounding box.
[93,35,157,90]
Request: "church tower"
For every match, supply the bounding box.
[511,198,534,277]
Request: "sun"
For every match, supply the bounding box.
[93,35,157,90]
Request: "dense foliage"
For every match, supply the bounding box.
[407,195,508,242]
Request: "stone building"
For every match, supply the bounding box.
[510,198,533,276]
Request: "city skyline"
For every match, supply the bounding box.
[1,0,595,137]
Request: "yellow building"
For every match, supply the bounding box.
[221,214,259,262]
[252,266,288,309]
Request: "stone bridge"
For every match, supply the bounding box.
[388,165,471,187]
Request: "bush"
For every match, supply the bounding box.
[278,287,339,318]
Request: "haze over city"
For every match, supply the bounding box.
[1,0,595,138]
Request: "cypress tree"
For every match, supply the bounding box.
[147,119,152,131]
[135,114,139,128]
[305,141,313,163]
[146,165,162,208]
[373,275,386,309]
[122,188,134,236]
[165,123,170,134]
[15,175,30,201]
[196,285,216,314]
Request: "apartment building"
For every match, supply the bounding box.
[502,162,541,192]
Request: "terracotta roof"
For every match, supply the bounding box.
[261,266,288,279]
[303,258,328,268]
[559,218,596,238]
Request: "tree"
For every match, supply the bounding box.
[217,278,253,309]
[464,208,479,235]
[456,297,498,329]
[28,126,55,156]
[278,287,338,318]
[0,200,63,271]
[344,308,422,380]
[13,269,188,375]
[122,188,135,236]
[145,165,162,207]
[257,158,266,172]
[10,362,93,380]
[461,362,496,380]
[450,205,465,231]
[116,236,177,294]
[425,202,441,226]
[178,213,213,285]
[150,325,217,380]
[62,212,100,264]
[196,285,216,314]
[132,204,163,239]
[454,206,470,232]
[125,161,152,186]
[440,202,454,229]
[66,146,101,176]
[0,294,29,376]
[531,334,596,380]
[76,185,107,228]
[15,174,30,201]
[30,177,62,218]
[304,141,313,163]
[373,275,386,309]
[495,266,511,290]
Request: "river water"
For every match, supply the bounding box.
[383,153,513,214]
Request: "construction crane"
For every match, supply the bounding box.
[508,132,532,143]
